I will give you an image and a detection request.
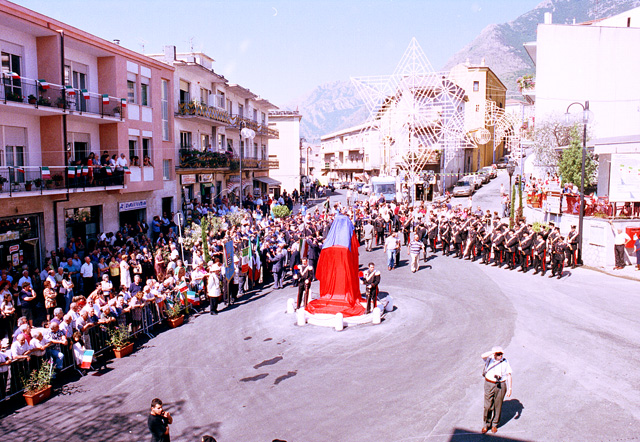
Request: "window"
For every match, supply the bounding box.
[161,79,169,141]
[180,132,192,149]
[475,104,480,112]
[218,134,225,151]
[262,112,266,125]
[201,134,210,151]
[240,139,245,158]
[3,126,26,183]
[261,144,267,160]
[227,99,232,115]
[179,80,190,103]
[253,142,258,158]
[473,81,479,92]
[162,160,171,181]
[127,73,137,104]
[142,138,151,161]
[238,104,244,118]
[200,87,209,105]
[129,139,138,162]
[253,109,258,122]
[141,77,150,106]
[2,51,22,98]
[227,138,233,154]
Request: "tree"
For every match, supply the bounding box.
[533,116,575,171]
[558,125,598,187]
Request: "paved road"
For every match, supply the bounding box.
[2,188,639,442]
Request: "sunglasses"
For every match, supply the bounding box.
[495,353,503,357]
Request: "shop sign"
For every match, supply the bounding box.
[228,175,240,183]
[199,174,213,183]
[0,231,20,243]
[547,191,561,214]
[181,174,196,185]
[119,200,147,212]
[9,244,19,253]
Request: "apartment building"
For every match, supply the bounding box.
[149,47,279,209]
[268,110,301,194]
[0,0,175,268]
[320,122,381,183]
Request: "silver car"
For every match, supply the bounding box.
[453,180,474,197]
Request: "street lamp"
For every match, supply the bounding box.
[564,101,592,265]
[240,126,255,210]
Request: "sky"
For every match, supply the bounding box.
[13,0,543,107]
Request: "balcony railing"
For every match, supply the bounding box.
[0,165,125,196]
[1,73,124,119]
[178,149,269,170]
[228,114,279,138]
[177,100,231,125]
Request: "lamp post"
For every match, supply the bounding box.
[240,126,255,210]
[564,101,591,266]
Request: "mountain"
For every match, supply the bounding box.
[443,0,640,92]
[288,0,640,142]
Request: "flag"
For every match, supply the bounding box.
[124,166,131,175]
[177,281,188,293]
[102,94,109,105]
[105,166,113,176]
[41,167,51,179]
[247,242,255,281]
[65,85,76,96]
[81,89,90,100]
[120,98,127,108]
[241,246,250,273]
[15,166,24,174]
[67,166,76,178]
[38,79,50,89]
[253,237,261,280]
[226,181,235,193]
[4,71,19,79]
[80,349,94,369]
[81,166,89,176]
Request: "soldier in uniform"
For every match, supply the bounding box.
[504,229,519,270]
[427,218,439,253]
[532,232,547,275]
[453,221,464,259]
[440,218,452,256]
[518,228,534,273]
[296,257,314,309]
[361,262,381,314]
[481,226,493,265]
[492,225,507,267]
[566,225,579,268]
[550,235,567,279]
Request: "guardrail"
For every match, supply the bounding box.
[0,166,125,195]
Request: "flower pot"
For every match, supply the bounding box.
[24,385,52,406]
[113,342,134,358]
[25,183,32,191]
[28,98,37,104]
[167,315,184,328]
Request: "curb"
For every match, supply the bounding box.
[582,265,640,282]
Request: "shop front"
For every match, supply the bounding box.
[253,176,282,198]
[119,200,147,229]
[0,214,42,271]
[65,206,102,250]
[199,173,213,205]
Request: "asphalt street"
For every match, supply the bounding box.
[1,179,639,442]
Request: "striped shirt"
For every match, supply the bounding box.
[409,240,424,255]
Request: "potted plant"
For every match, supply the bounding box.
[6,91,23,102]
[38,96,51,107]
[108,326,133,358]
[33,178,43,188]
[113,105,121,118]
[24,180,33,191]
[166,301,184,328]
[28,94,37,104]
[0,176,7,191]
[22,359,54,406]
[55,96,66,108]
[44,179,54,189]
[53,174,64,187]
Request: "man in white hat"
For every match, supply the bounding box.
[207,262,222,315]
[480,346,513,434]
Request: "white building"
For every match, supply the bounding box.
[268,110,301,194]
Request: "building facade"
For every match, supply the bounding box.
[148,47,279,211]
[0,0,175,268]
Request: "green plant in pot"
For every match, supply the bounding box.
[38,96,51,106]
[22,359,54,406]
[28,94,37,104]
[24,180,33,191]
[108,326,134,358]
[33,178,43,188]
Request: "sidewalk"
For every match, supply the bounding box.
[586,263,640,282]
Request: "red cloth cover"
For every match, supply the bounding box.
[306,229,365,317]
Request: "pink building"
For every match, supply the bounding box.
[0,0,175,267]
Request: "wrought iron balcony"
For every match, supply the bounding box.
[177,100,231,125]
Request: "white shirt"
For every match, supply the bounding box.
[80,262,93,278]
[614,232,631,246]
[0,351,10,373]
[483,356,512,383]
[11,340,31,358]
[116,156,128,169]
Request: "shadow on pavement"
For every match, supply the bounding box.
[500,399,524,426]
[448,427,533,442]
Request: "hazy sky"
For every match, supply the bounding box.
[13,0,542,107]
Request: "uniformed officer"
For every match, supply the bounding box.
[551,235,567,279]
[566,225,579,268]
[481,346,513,434]
[296,257,314,309]
[361,262,381,314]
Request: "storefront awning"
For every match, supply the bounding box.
[253,176,281,186]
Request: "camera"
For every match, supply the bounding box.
[494,374,502,382]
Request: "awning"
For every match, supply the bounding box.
[253,176,281,186]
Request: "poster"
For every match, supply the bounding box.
[223,240,235,280]
[609,154,640,202]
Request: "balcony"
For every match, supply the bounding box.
[1,74,124,122]
[177,149,270,171]
[0,166,125,198]
[228,114,279,138]
[176,100,231,125]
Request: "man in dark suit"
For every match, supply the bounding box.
[268,246,286,289]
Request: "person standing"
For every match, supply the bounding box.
[634,234,640,271]
[408,234,425,273]
[148,398,173,442]
[481,346,513,434]
[566,225,579,268]
[296,257,314,309]
[611,225,631,270]
[384,232,399,271]
[361,262,380,314]
[363,220,374,252]
[206,263,222,315]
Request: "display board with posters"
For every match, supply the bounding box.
[609,154,640,202]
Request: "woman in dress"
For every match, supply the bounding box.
[119,253,131,290]
[43,279,57,321]
[109,256,120,291]
[154,250,166,281]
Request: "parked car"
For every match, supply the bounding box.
[477,169,491,184]
[496,157,510,169]
[362,184,371,194]
[463,175,481,191]
[356,182,364,193]
[480,166,497,179]
[452,180,474,197]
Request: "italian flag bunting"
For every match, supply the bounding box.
[253,237,261,281]
[105,166,113,176]
[41,167,51,179]
[4,71,19,79]
[177,281,188,293]
[124,166,131,175]
[38,79,50,89]
[81,89,90,100]
[65,85,76,96]
[120,98,127,108]
[15,166,24,174]
[82,166,89,176]
[102,94,109,105]
[241,247,250,273]
[67,166,76,178]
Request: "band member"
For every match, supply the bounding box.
[361,262,381,314]
[532,232,547,275]
[518,228,534,272]
[296,257,314,309]
[567,225,579,268]
[551,235,567,279]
